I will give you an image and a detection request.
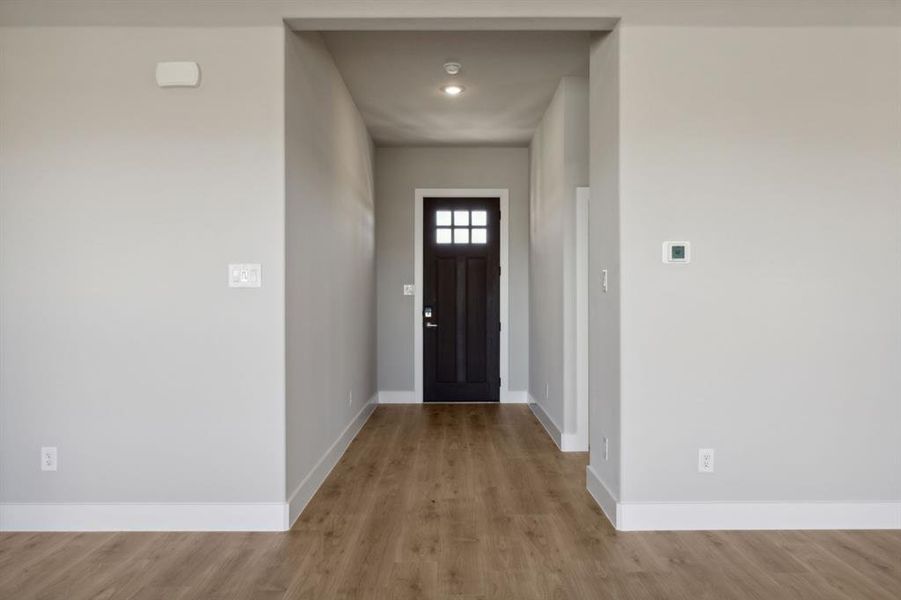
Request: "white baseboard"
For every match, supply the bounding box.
[528,396,562,449]
[378,390,416,404]
[528,395,585,452]
[616,501,901,531]
[287,394,378,527]
[500,389,528,403]
[380,390,526,404]
[0,502,287,532]
[560,432,587,452]
[586,465,619,528]
[583,466,901,531]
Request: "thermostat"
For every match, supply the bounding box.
[663,241,690,264]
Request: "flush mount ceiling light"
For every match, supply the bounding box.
[443,61,462,75]
[441,84,465,96]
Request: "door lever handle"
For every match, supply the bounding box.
[425,322,438,328]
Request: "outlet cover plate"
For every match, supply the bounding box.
[698,448,715,473]
[41,447,58,471]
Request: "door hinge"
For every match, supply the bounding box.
[498,265,502,277]
[499,321,502,332]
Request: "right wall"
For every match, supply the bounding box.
[590,24,901,529]
[530,75,590,450]
[586,30,621,516]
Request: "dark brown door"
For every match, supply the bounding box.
[423,197,500,402]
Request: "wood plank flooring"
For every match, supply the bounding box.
[1,404,899,599]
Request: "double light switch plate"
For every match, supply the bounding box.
[229,264,262,288]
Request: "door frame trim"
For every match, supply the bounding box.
[414,188,510,404]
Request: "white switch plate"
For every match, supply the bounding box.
[698,448,715,473]
[403,284,415,296]
[601,269,609,293]
[41,446,58,471]
[229,264,261,288]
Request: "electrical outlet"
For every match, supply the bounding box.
[545,383,550,400]
[602,269,608,293]
[603,437,609,461]
[41,447,58,471]
[348,390,353,406]
[698,448,714,473]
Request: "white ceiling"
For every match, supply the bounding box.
[320,31,590,147]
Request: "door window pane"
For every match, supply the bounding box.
[436,228,452,244]
[471,228,487,244]
[471,210,487,226]
[436,210,452,226]
[454,210,469,226]
[454,228,469,244]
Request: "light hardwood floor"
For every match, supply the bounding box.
[1,404,899,599]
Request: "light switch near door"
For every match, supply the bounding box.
[403,284,415,296]
[228,264,262,288]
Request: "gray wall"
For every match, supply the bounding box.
[615,26,901,502]
[375,147,530,393]
[0,27,286,503]
[285,31,376,512]
[588,31,622,498]
[529,76,589,434]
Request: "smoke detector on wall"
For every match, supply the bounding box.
[443,61,462,75]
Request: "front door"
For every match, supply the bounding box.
[423,197,500,402]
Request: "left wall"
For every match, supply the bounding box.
[0,27,287,530]
[284,30,377,525]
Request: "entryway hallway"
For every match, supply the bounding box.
[2,405,899,599]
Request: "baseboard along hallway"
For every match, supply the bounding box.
[2,405,898,599]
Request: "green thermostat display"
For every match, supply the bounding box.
[663,241,691,263]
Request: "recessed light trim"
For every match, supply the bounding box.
[441,84,465,96]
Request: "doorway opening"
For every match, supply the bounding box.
[285,24,605,450]
[414,189,510,403]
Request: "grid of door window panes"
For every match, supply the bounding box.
[436,210,488,244]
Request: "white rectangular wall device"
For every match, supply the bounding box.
[229,264,261,288]
[155,62,200,88]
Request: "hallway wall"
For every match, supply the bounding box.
[375,147,530,396]
[285,31,377,523]
[587,30,622,508]
[0,27,287,510]
[529,76,589,448]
